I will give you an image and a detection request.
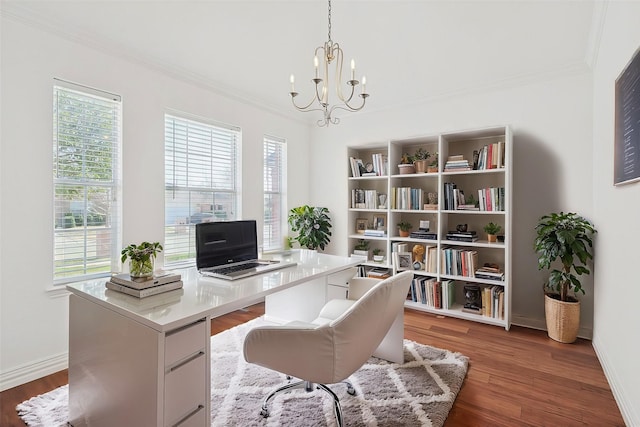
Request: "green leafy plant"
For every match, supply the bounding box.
[483,222,502,235]
[354,239,370,251]
[400,153,414,164]
[429,152,439,167]
[534,212,596,301]
[288,205,332,250]
[372,248,382,256]
[121,241,163,277]
[412,147,431,161]
[397,221,413,232]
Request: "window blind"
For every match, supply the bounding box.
[53,82,122,283]
[263,135,286,252]
[164,114,240,265]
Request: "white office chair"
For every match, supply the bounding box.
[242,271,413,426]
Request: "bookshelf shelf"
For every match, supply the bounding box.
[347,125,512,330]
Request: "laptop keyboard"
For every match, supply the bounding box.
[212,262,263,276]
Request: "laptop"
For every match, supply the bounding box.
[195,220,296,280]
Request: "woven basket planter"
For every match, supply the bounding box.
[544,294,580,343]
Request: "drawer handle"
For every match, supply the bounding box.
[166,318,206,337]
[169,351,204,372]
[172,404,204,427]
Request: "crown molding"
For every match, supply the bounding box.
[1,3,309,126]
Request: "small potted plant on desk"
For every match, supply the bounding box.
[534,212,596,343]
[483,222,502,242]
[397,221,413,237]
[121,241,163,279]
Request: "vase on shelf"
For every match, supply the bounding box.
[398,164,415,174]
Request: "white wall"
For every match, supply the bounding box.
[310,73,595,335]
[591,2,640,425]
[0,17,310,390]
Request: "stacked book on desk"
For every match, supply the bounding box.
[106,271,183,298]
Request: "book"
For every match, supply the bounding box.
[110,271,182,290]
[105,280,184,298]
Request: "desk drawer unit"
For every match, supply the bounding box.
[165,319,208,427]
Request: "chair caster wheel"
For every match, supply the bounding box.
[260,408,270,418]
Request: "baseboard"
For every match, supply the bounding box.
[0,352,68,392]
[593,336,640,426]
[510,314,593,340]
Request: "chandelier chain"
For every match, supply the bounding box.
[327,0,332,42]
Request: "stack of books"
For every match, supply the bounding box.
[444,155,471,172]
[446,230,478,242]
[474,266,505,281]
[106,271,183,298]
[409,230,437,240]
[363,229,386,237]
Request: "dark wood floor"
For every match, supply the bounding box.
[1,303,625,426]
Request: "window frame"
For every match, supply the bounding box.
[52,79,122,285]
[164,112,241,267]
[263,134,287,253]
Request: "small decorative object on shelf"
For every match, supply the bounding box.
[427,152,439,173]
[397,221,413,237]
[412,147,432,173]
[353,239,370,259]
[121,242,163,279]
[483,222,502,242]
[398,153,415,174]
[372,248,384,262]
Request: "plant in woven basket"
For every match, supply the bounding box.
[533,212,596,302]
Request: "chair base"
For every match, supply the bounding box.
[260,379,356,427]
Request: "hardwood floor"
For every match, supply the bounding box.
[1,303,625,426]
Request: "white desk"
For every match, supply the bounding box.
[66,251,359,427]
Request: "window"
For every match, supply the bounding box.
[53,81,121,283]
[164,114,240,265]
[263,135,286,252]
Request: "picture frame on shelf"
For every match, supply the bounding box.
[373,214,385,230]
[395,252,412,270]
[356,218,368,234]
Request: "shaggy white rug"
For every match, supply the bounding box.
[18,318,468,426]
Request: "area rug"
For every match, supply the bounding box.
[17,317,468,426]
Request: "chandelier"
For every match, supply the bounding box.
[289,0,369,127]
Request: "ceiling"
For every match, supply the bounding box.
[2,1,601,125]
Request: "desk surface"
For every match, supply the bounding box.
[66,251,360,332]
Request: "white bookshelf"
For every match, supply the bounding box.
[347,125,512,330]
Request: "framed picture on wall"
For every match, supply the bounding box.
[614,46,640,185]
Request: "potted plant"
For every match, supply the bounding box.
[353,239,370,258]
[288,205,332,251]
[397,221,413,237]
[121,241,163,278]
[412,148,431,173]
[427,152,439,173]
[372,248,384,262]
[398,153,415,175]
[534,212,596,343]
[483,222,502,242]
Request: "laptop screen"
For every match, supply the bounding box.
[195,220,258,270]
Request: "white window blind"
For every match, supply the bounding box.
[263,135,286,252]
[53,81,122,283]
[164,114,240,265]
